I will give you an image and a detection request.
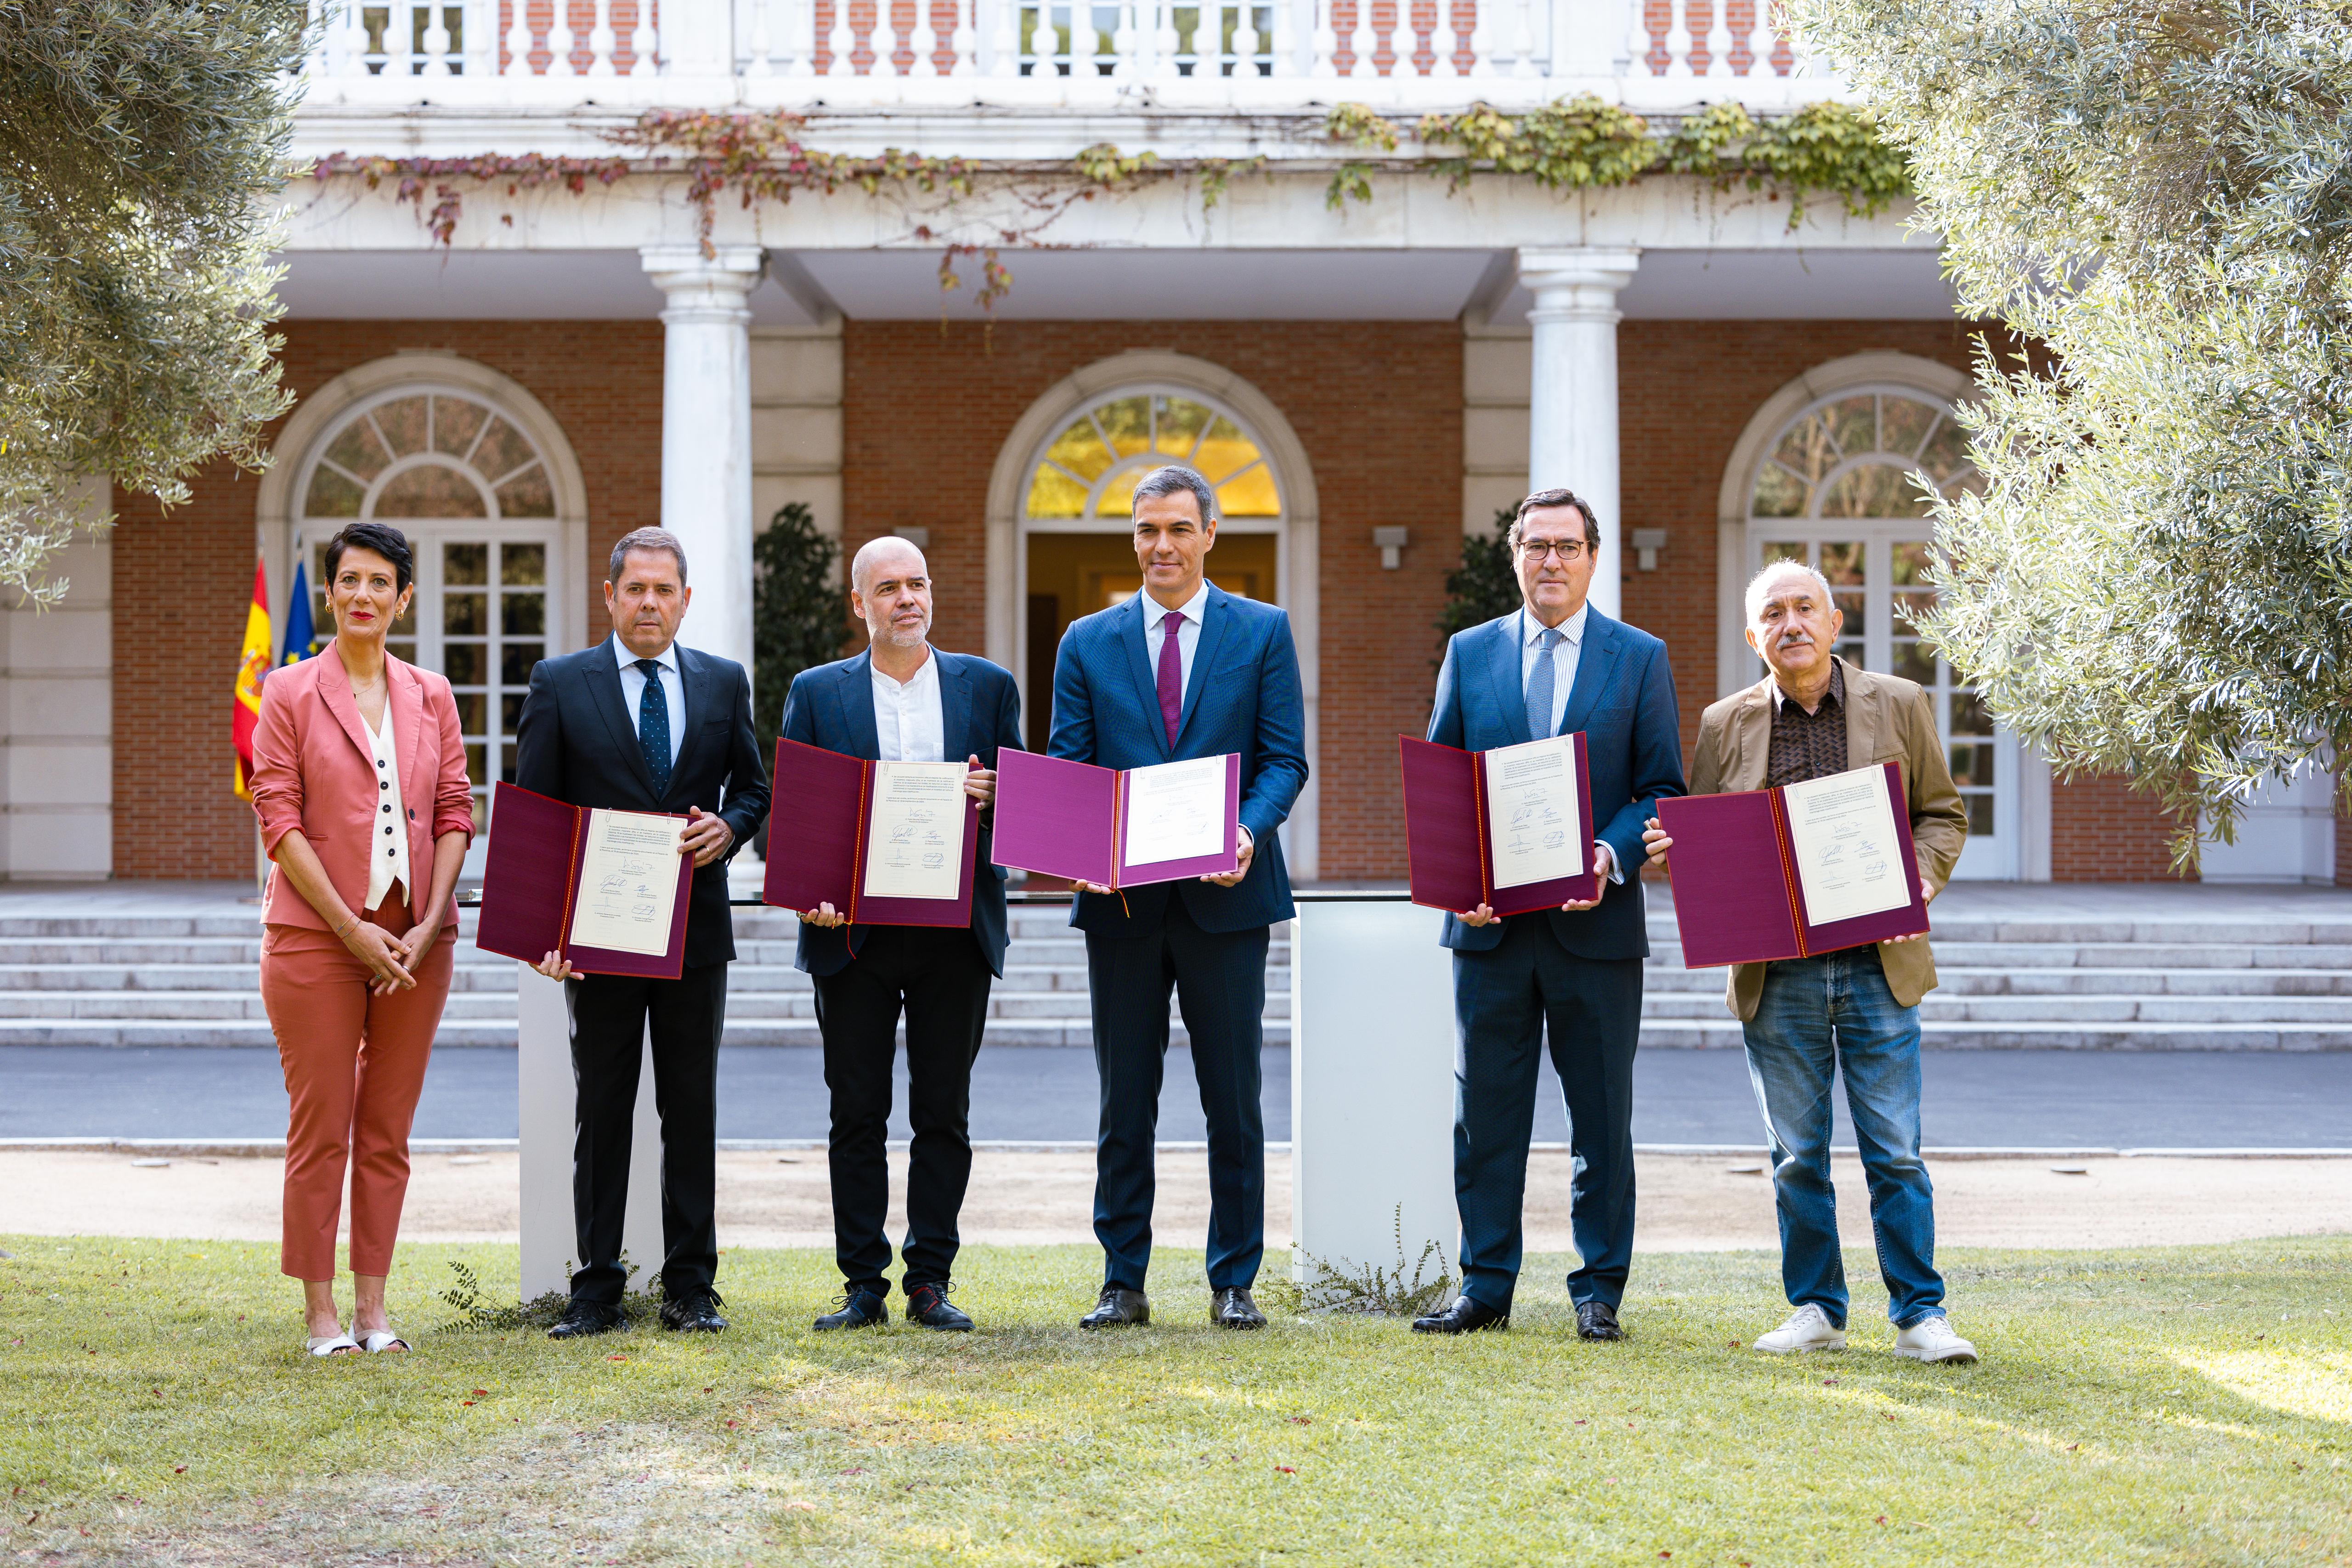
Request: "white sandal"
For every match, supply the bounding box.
[358,1328,411,1354]
[307,1329,362,1357]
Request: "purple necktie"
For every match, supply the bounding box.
[1155,609,1185,747]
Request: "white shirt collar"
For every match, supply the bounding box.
[1143,579,1211,627]
[870,646,938,692]
[613,634,680,674]
[1521,602,1589,648]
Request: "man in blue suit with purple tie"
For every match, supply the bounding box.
[1413,488,1685,1342]
[1047,464,1308,1332]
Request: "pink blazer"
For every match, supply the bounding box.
[250,651,476,933]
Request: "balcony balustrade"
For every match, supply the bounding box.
[294,0,1833,109]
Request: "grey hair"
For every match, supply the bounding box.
[1744,558,1836,623]
[1506,488,1600,552]
[1131,464,1218,524]
[608,526,688,586]
[850,533,927,593]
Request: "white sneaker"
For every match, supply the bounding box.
[1893,1314,1979,1364]
[1750,1303,1845,1355]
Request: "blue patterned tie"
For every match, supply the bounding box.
[634,658,672,799]
[1524,626,1563,740]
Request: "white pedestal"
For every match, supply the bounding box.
[1289,902,1458,1285]
[517,966,665,1302]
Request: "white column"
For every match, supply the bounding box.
[657,0,735,73]
[641,246,762,678]
[1519,247,1637,621]
[1291,903,1457,1290]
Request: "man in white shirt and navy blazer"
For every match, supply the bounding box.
[1413,489,1684,1342]
[779,536,1021,1334]
[513,527,770,1341]
[1047,464,1309,1332]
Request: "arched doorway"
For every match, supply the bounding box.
[1720,354,2035,881]
[985,352,1321,879]
[258,356,590,876]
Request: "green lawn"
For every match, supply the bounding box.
[3,1235,2348,1566]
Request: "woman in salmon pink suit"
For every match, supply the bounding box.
[249,521,475,1357]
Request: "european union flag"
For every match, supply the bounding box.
[282,560,317,666]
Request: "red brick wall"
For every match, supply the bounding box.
[842,320,1462,881]
[2049,773,2196,882]
[113,320,663,879]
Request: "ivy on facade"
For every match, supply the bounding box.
[310,97,1907,317]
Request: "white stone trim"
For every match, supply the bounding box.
[984,350,1322,879]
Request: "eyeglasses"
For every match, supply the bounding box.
[1519,539,1589,563]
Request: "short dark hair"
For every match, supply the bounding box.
[1131,464,1219,525]
[322,522,414,595]
[1507,489,1600,554]
[608,526,688,586]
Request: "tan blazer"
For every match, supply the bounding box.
[249,651,476,934]
[1686,658,1969,1019]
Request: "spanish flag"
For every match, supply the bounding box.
[232,556,271,800]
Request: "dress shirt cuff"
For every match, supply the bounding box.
[1595,841,1623,884]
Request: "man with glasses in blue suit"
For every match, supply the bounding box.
[1413,488,1685,1342]
[1048,463,1308,1332]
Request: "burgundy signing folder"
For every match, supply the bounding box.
[475,781,695,978]
[991,749,1243,888]
[760,738,980,927]
[1657,759,1928,967]
[1398,733,1600,917]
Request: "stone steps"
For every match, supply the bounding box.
[0,900,2346,1050]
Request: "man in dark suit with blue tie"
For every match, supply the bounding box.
[1049,464,1308,1331]
[514,527,771,1340]
[1413,488,1684,1341]
[779,535,1020,1334]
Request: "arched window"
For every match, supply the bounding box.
[1745,385,2009,872]
[294,385,567,838]
[1023,388,1282,524]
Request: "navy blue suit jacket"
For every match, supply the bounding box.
[1048,584,1308,936]
[778,648,1022,978]
[512,639,771,969]
[1427,606,1685,961]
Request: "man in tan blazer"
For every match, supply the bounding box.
[1644,558,1977,1364]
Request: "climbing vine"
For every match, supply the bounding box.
[310,98,1907,316]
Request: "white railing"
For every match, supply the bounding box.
[296,0,1814,90]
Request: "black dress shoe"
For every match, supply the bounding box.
[1078,1286,1150,1329]
[905,1282,974,1332]
[1212,1287,1266,1329]
[813,1287,889,1331]
[660,1290,728,1333]
[546,1299,623,1340]
[1411,1295,1509,1334]
[1577,1301,1625,1341]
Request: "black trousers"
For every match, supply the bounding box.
[1450,918,1643,1313]
[809,925,994,1293]
[1086,897,1268,1293]
[564,963,726,1307]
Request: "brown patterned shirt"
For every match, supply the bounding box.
[1764,659,1849,788]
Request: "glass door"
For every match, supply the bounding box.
[1751,531,2018,880]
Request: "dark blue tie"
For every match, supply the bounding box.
[1525,627,1563,740]
[634,658,672,799]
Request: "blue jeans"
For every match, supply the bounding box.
[1742,945,1943,1329]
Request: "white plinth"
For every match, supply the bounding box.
[1289,902,1458,1286]
[517,966,665,1302]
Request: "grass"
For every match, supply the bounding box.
[3,1235,2350,1566]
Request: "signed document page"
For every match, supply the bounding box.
[567,809,686,957]
[1784,764,1909,925]
[861,761,968,900]
[1482,735,1586,891]
[1121,755,1228,870]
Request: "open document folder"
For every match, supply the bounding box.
[475,781,695,978]
[991,749,1242,889]
[1398,732,1599,917]
[1657,760,1929,967]
[761,739,981,928]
